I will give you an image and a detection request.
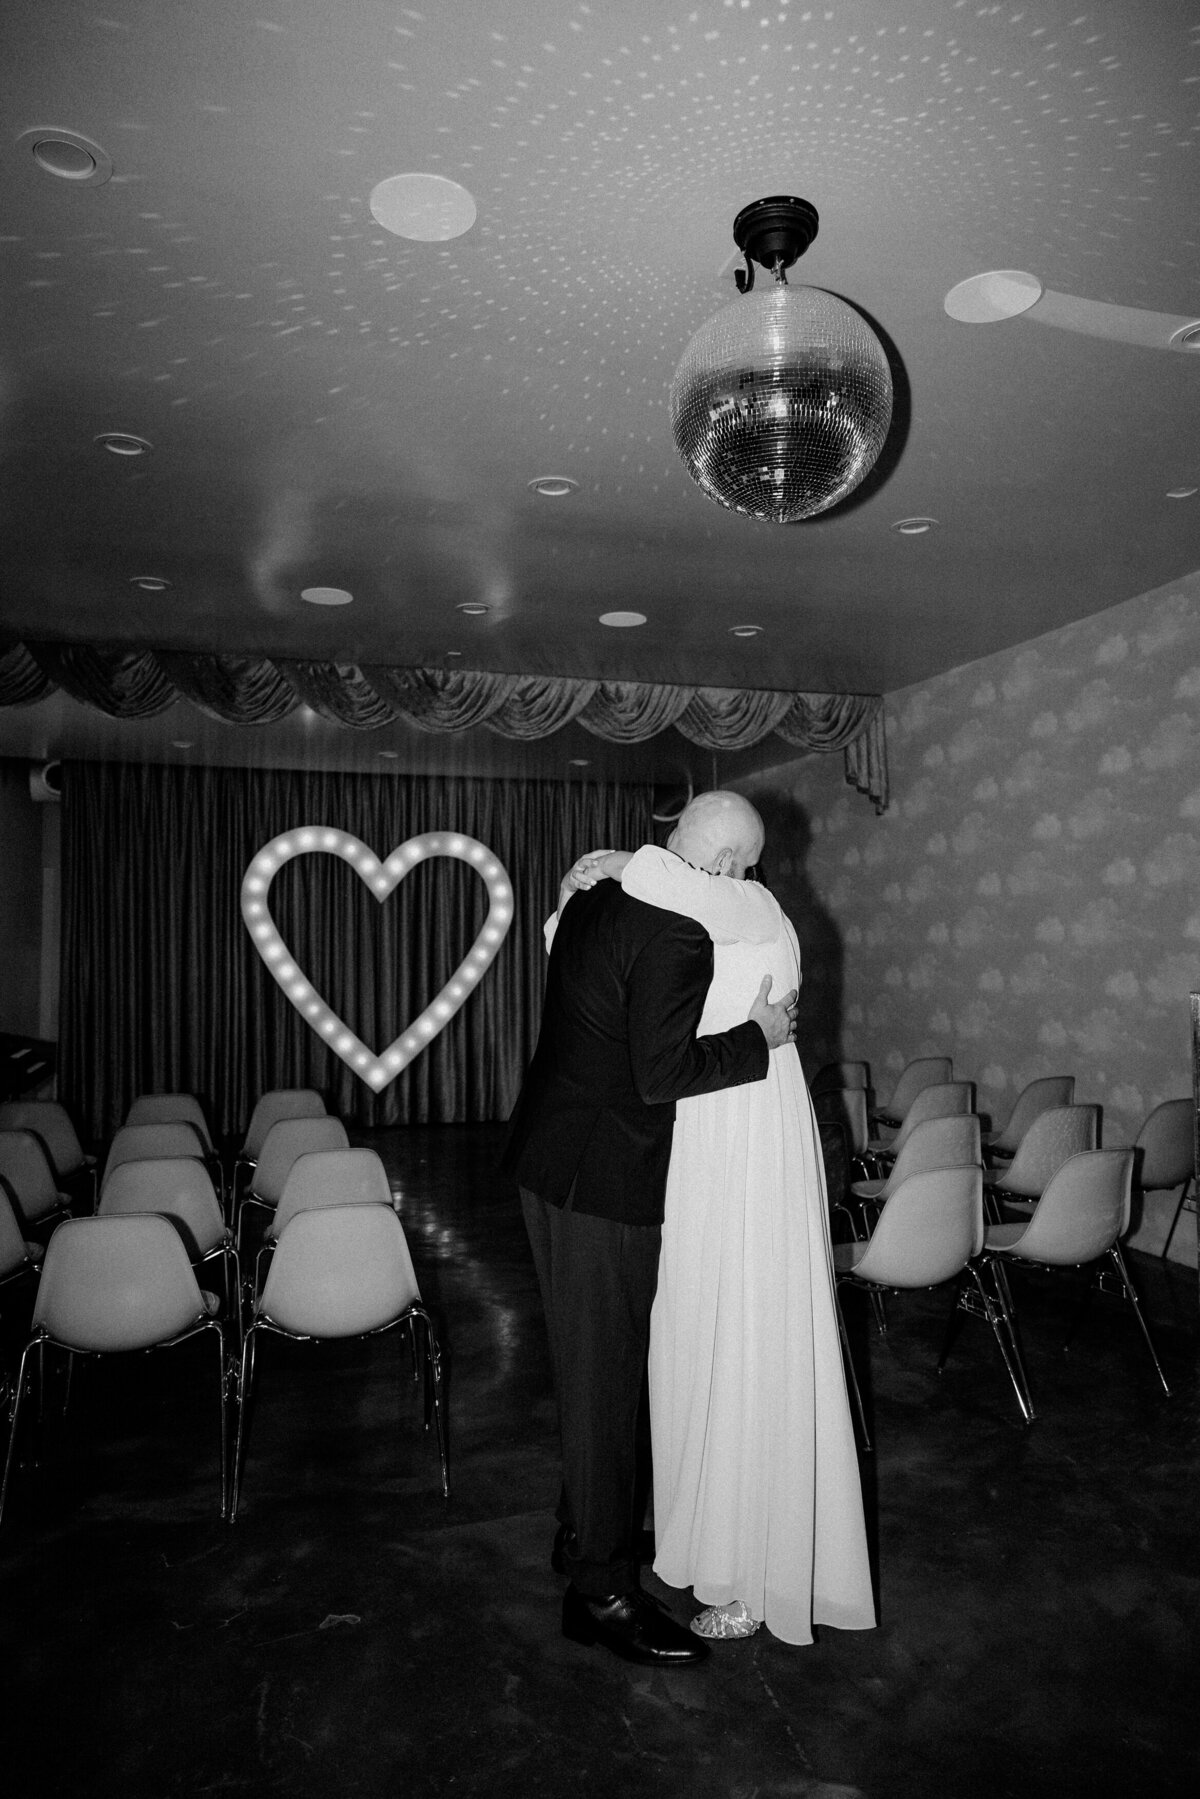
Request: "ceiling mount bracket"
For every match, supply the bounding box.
[733,195,820,294]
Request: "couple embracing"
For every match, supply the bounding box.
[503,791,874,1663]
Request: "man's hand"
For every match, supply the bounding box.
[748,974,798,1049]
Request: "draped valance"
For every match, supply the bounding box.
[0,639,888,811]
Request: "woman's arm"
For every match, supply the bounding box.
[620,844,779,946]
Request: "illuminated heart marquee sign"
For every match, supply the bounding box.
[241,827,513,1091]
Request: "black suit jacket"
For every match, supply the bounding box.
[502,880,768,1225]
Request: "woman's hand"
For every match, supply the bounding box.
[556,848,631,916]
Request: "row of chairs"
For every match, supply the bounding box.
[831,1148,1171,1448]
[814,1058,1195,1254]
[811,1060,1175,1444]
[0,1091,449,1529]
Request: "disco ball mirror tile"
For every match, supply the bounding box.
[671,286,894,524]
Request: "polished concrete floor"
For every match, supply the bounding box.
[1,1124,1197,1799]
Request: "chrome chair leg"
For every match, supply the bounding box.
[0,1338,38,1527]
[1109,1243,1172,1397]
[936,1275,966,1373]
[414,1308,450,1500]
[974,1261,1036,1424]
[209,1322,231,1521]
[229,1326,259,1521]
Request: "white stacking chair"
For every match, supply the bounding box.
[813,1086,872,1234]
[1129,1099,1195,1260]
[98,1157,239,1320]
[870,1057,952,1130]
[234,1089,327,1205]
[0,1179,43,1295]
[987,1105,1100,1221]
[125,1095,226,1207]
[834,1165,1033,1449]
[849,1113,982,1238]
[235,1116,350,1255]
[247,1146,394,1304]
[100,1121,209,1199]
[983,1148,1171,1400]
[0,1129,74,1229]
[125,1093,215,1153]
[981,1076,1075,1165]
[230,1202,448,1519]
[0,1100,95,1203]
[865,1081,974,1172]
[0,1214,232,1527]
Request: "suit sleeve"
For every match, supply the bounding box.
[627,914,768,1105]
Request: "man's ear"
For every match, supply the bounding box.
[712,847,734,876]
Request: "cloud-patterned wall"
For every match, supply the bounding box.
[743,572,1200,1264]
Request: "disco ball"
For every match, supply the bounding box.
[669,196,893,524]
[671,282,893,524]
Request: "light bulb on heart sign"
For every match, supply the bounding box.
[241,827,514,1090]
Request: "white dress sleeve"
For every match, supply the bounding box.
[620,844,780,946]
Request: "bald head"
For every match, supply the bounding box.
[667,790,765,878]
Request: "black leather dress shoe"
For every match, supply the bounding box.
[562,1584,709,1665]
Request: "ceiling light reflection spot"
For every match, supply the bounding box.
[730,624,764,637]
[457,602,490,616]
[599,610,647,627]
[130,575,171,593]
[300,586,353,606]
[892,517,938,536]
[944,270,1043,324]
[369,172,476,241]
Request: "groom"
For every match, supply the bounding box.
[504,793,795,1666]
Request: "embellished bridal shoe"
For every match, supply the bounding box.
[689,1600,761,1640]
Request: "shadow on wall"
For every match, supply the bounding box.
[754,790,845,1080]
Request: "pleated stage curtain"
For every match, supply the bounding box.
[59,762,652,1141]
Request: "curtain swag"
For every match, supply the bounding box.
[0,639,888,810]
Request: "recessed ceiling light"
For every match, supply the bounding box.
[568,758,591,767]
[1166,487,1198,500]
[528,476,579,498]
[377,749,399,759]
[171,739,193,750]
[130,576,171,593]
[944,270,1043,324]
[892,517,938,536]
[300,586,353,606]
[730,625,763,638]
[369,173,476,241]
[1169,324,1200,351]
[17,126,112,187]
[456,603,490,616]
[599,611,646,628]
[445,649,464,658]
[96,432,152,457]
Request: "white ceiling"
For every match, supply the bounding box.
[1,0,1198,778]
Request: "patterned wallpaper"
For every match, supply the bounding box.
[742,571,1200,1263]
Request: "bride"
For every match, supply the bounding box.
[558,792,875,1646]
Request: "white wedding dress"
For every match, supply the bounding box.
[621,846,875,1646]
